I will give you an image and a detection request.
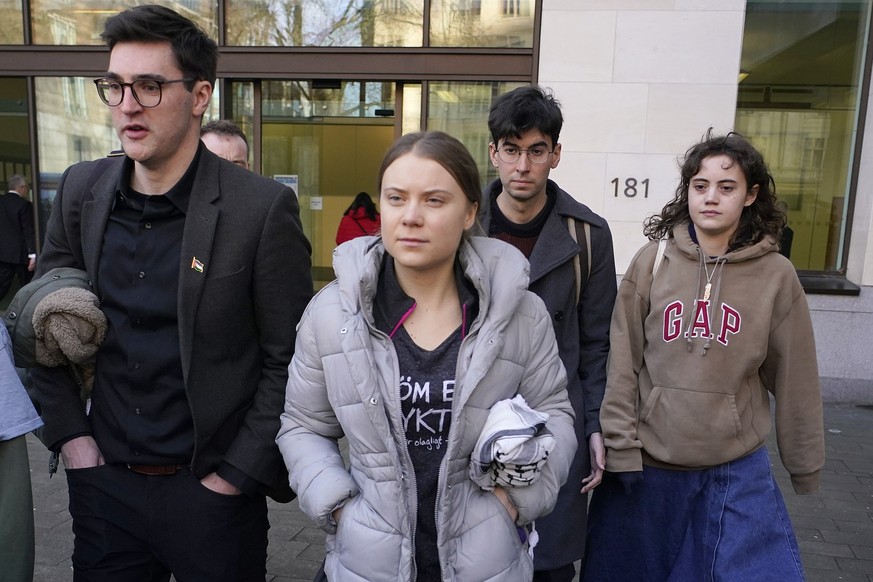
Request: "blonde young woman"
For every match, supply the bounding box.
[277,131,576,581]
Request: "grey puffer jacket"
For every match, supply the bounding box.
[277,236,575,581]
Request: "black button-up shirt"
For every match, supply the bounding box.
[91,153,198,466]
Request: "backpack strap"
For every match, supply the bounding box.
[567,217,592,306]
[652,238,667,277]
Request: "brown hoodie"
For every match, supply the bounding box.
[601,223,824,494]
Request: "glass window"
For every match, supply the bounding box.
[262,80,395,119]
[210,80,256,170]
[402,83,422,135]
[259,79,396,287]
[30,0,217,45]
[0,0,24,43]
[0,78,30,191]
[35,76,112,235]
[226,0,424,47]
[501,0,529,18]
[736,1,871,271]
[427,81,524,184]
[429,0,533,47]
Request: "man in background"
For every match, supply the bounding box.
[0,174,36,299]
[479,85,617,581]
[201,119,250,169]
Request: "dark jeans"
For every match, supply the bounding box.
[66,463,268,582]
[584,447,803,582]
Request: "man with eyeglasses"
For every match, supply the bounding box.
[29,5,312,580]
[478,85,617,582]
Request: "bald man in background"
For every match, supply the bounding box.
[201,119,250,169]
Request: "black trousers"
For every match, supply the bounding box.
[66,463,268,582]
[0,261,32,300]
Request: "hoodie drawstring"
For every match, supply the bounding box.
[702,257,727,355]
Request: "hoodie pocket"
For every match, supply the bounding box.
[638,386,747,467]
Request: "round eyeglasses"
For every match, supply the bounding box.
[495,144,554,165]
[93,77,193,108]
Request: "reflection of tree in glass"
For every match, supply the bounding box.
[429,0,534,48]
[29,0,216,45]
[430,0,485,47]
[226,0,423,47]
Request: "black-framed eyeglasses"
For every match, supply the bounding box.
[494,144,554,165]
[93,77,193,108]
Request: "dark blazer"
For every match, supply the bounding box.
[30,147,313,501]
[480,178,617,569]
[0,191,36,264]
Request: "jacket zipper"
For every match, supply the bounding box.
[433,326,476,579]
[363,313,420,580]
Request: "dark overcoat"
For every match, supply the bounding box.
[480,178,617,569]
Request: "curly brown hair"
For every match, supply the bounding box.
[644,129,786,247]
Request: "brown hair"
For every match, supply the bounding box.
[644,129,785,247]
[377,131,481,211]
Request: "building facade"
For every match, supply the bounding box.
[0,0,871,400]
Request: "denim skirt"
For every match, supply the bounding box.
[582,446,804,582]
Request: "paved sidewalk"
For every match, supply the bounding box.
[27,403,873,581]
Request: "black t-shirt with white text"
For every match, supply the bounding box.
[394,325,461,581]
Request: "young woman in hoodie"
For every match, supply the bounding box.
[584,131,824,581]
[277,131,576,581]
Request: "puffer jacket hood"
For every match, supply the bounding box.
[279,235,576,581]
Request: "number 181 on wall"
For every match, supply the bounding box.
[611,177,649,198]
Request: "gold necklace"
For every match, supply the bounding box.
[702,258,721,302]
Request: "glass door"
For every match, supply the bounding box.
[233,80,399,288]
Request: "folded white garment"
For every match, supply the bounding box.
[469,394,556,490]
